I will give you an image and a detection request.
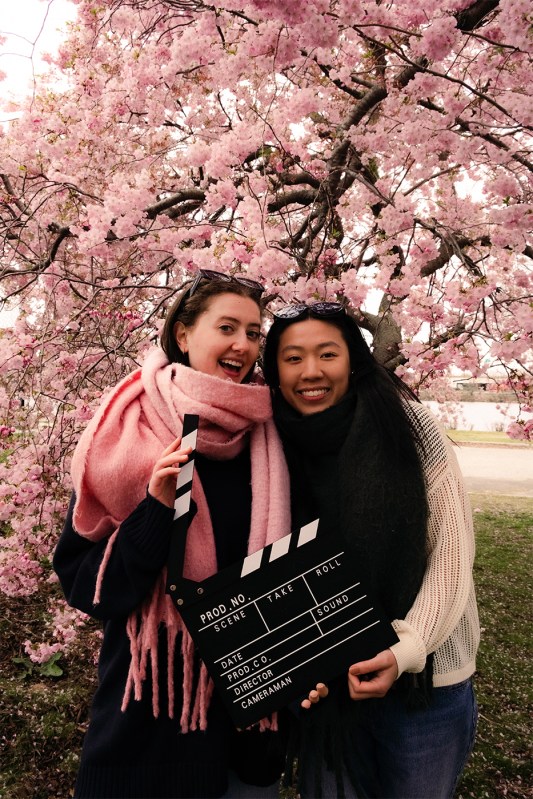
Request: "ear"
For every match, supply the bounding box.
[174,321,188,353]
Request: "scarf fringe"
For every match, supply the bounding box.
[94,529,119,605]
[91,488,289,729]
[112,567,218,732]
[116,569,278,734]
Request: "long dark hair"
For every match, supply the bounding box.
[160,279,263,379]
[262,308,425,456]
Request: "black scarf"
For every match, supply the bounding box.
[274,388,431,797]
[274,388,429,619]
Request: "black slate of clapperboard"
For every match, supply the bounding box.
[167,415,399,728]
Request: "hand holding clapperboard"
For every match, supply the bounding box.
[166,414,398,728]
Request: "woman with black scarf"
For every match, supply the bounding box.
[262,302,480,799]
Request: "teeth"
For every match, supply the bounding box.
[220,360,242,369]
[300,389,328,397]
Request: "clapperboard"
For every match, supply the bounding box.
[167,414,398,728]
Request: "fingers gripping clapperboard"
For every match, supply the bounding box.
[166,415,398,728]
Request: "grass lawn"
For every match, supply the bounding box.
[1,494,531,798]
[456,494,532,799]
[446,430,529,446]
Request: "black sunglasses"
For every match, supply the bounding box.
[187,269,265,299]
[273,301,345,320]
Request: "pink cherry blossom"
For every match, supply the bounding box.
[1,0,532,654]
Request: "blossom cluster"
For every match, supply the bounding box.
[1,0,532,656]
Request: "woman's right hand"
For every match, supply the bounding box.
[301,682,329,710]
[148,438,193,508]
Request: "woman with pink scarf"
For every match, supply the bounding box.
[54,272,291,798]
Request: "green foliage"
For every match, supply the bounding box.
[13,652,64,680]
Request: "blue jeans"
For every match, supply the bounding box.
[306,679,478,799]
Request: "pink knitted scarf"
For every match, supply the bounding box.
[70,348,290,731]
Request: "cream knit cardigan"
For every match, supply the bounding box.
[390,403,480,687]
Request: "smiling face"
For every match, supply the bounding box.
[174,292,261,382]
[277,318,351,414]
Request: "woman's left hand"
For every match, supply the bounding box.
[347,649,398,700]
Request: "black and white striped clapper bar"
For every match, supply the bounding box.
[167,415,398,728]
[173,415,198,525]
[166,413,199,602]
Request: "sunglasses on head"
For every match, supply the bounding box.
[187,269,265,299]
[273,301,345,320]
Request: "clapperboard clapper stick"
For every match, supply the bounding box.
[166,414,399,729]
[166,414,201,604]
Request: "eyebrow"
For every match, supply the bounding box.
[280,341,342,353]
[217,315,261,329]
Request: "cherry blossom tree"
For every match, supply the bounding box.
[0,0,532,655]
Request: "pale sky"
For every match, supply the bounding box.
[0,0,76,120]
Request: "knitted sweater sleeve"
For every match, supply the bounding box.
[389,404,475,677]
[53,492,175,620]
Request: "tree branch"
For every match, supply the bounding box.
[145,189,206,219]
